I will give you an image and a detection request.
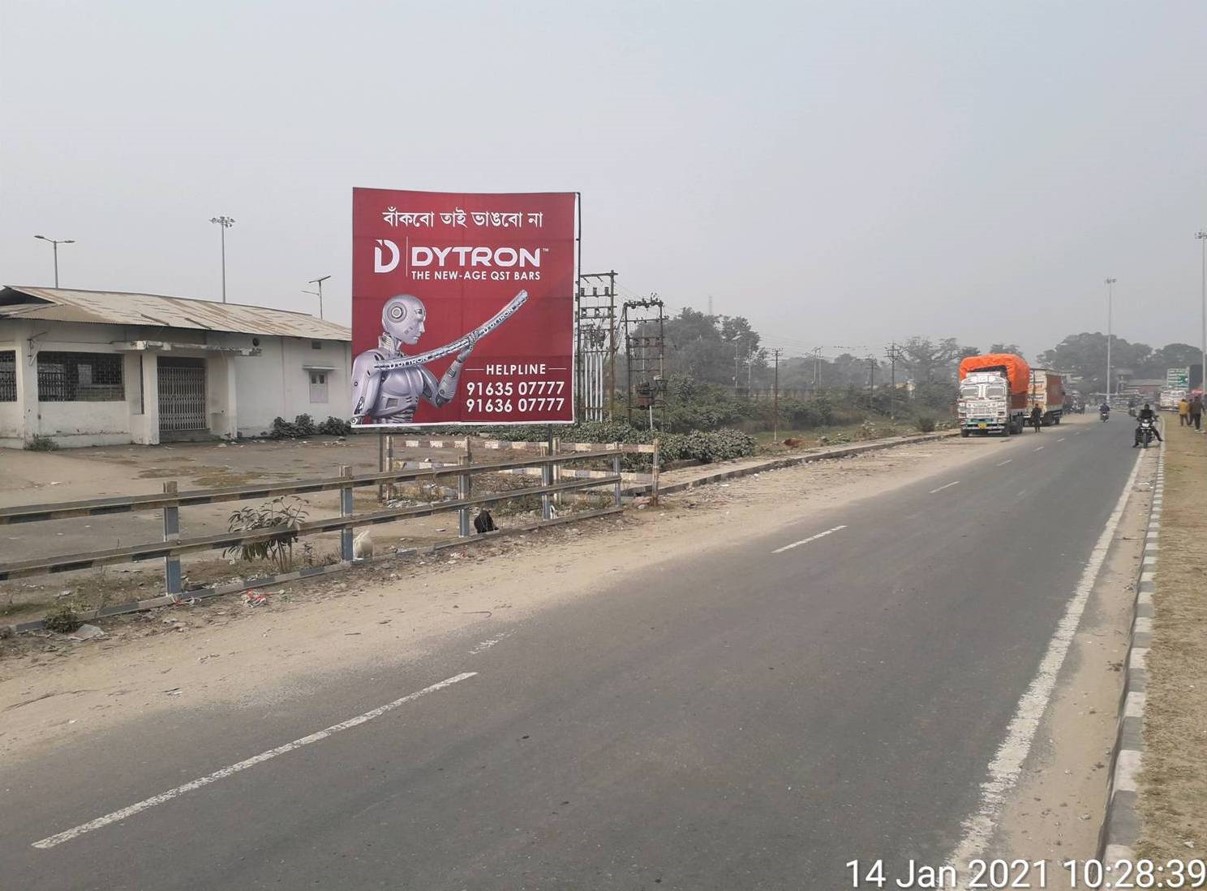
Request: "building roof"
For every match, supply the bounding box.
[0,286,350,341]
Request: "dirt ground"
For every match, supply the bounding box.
[1,435,1005,764]
[1137,423,1207,860]
[0,427,923,623]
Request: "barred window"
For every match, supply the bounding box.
[0,351,14,402]
[37,351,125,402]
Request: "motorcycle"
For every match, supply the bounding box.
[1100,408,1110,422]
[1137,417,1156,448]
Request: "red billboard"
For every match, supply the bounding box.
[351,188,577,427]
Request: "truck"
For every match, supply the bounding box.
[1026,368,1066,426]
[957,353,1030,436]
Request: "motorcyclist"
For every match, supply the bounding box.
[1099,401,1111,419]
[1133,403,1163,446]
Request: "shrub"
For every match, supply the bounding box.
[915,416,937,433]
[25,434,59,451]
[293,414,317,437]
[318,416,352,436]
[223,496,309,572]
[43,604,82,634]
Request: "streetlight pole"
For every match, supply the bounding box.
[1197,232,1206,404]
[210,216,235,303]
[308,275,331,319]
[34,235,75,288]
[1105,277,1116,400]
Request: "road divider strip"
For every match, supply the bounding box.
[31,672,479,850]
[772,525,848,555]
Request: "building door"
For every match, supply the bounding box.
[158,357,207,436]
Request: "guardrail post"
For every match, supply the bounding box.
[458,453,472,537]
[339,465,355,561]
[541,441,554,521]
[651,439,660,505]
[162,481,182,595]
[612,446,622,507]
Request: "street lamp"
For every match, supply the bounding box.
[209,216,235,303]
[34,235,75,288]
[1105,278,1116,400]
[1197,231,1206,405]
[305,275,331,319]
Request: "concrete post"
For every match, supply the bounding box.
[458,454,472,537]
[339,465,355,561]
[651,439,660,505]
[162,481,182,595]
[541,441,553,521]
[613,448,622,507]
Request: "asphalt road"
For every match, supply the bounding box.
[0,418,1146,890]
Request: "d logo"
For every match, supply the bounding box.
[374,239,400,273]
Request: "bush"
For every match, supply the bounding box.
[915,416,937,433]
[43,604,82,634]
[271,414,346,439]
[223,496,309,572]
[318,416,352,436]
[25,434,59,451]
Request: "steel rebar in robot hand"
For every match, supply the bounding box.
[371,290,529,372]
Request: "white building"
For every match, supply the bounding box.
[0,286,351,448]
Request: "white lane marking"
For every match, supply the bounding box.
[32,672,479,850]
[929,481,960,494]
[945,449,1144,886]
[996,459,1013,467]
[1033,445,1044,451]
[772,524,847,554]
[1017,490,1028,498]
[1057,437,1066,442]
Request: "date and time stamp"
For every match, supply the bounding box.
[846,857,1206,889]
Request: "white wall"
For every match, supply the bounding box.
[0,325,20,447]
[229,335,350,436]
[19,322,134,447]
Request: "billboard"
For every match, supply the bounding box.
[351,189,577,427]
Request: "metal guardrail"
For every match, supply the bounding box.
[0,446,651,593]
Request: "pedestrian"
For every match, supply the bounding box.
[1192,394,1204,431]
[1030,404,1043,432]
[1179,397,1190,426]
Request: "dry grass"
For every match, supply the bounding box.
[1137,423,1207,858]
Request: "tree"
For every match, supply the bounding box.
[989,343,1025,359]
[898,337,964,383]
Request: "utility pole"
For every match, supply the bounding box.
[34,235,75,288]
[772,348,782,442]
[307,275,331,319]
[885,343,899,421]
[868,355,876,403]
[1197,232,1206,407]
[1105,277,1116,400]
[210,216,236,303]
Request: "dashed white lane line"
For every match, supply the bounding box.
[1057,437,1066,442]
[772,524,848,554]
[1033,446,1045,451]
[31,672,479,850]
[996,459,1013,467]
[944,449,1145,886]
[929,481,961,494]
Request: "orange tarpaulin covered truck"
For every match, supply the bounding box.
[957,353,1031,437]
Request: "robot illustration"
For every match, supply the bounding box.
[351,290,528,425]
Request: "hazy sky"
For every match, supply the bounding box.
[3,0,1205,361]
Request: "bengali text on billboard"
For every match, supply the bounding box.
[350,189,577,427]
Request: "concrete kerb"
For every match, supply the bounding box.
[5,430,954,635]
[1099,440,1163,861]
[623,430,960,498]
